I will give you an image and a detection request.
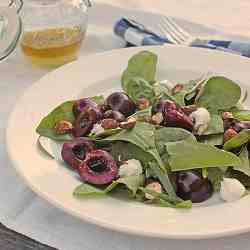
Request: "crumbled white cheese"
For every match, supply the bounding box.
[145,182,162,200]
[91,123,104,135]
[189,107,211,135]
[220,178,246,202]
[119,159,143,177]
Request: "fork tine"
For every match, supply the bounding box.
[164,17,191,40]
[159,21,183,44]
[162,17,187,43]
[158,23,178,44]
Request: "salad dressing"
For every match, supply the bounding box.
[21,27,85,67]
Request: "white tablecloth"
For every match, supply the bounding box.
[1,1,250,250]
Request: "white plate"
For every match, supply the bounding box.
[6,45,250,239]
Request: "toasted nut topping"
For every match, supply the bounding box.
[54,120,73,134]
[151,112,164,125]
[171,84,184,95]
[101,119,119,129]
[145,182,162,200]
[224,128,238,142]
[137,98,150,110]
[120,117,137,129]
[222,112,234,120]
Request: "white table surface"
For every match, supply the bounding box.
[1,1,250,250]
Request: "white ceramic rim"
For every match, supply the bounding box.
[6,45,250,239]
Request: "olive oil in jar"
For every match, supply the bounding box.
[21,27,85,67]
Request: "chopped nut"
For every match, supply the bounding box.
[120,117,136,129]
[145,182,162,200]
[151,112,164,125]
[137,98,150,110]
[54,120,73,134]
[101,119,119,129]
[224,128,238,142]
[171,84,184,95]
[222,112,234,120]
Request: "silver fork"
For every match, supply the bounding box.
[158,16,241,54]
[159,16,211,46]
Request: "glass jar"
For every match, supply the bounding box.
[0,0,91,67]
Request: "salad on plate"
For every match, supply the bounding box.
[36,51,250,209]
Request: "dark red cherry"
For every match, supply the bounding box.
[78,150,118,185]
[61,138,95,169]
[106,92,136,117]
[175,171,213,203]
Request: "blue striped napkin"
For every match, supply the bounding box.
[114,18,250,57]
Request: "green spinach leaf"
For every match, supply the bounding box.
[74,175,145,197]
[153,81,172,97]
[122,51,157,92]
[223,129,250,151]
[129,107,152,121]
[104,122,177,199]
[90,128,122,139]
[207,168,224,191]
[105,122,156,152]
[153,81,178,103]
[139,187,192,208]
[155,126,195,156]
[226,168,250,188]
[113,175,145,196]
[185,75,206,101]
[111,141,153,165]
[149,198,192,208]
[36,95,105,141]
[198,134,224,146]
[124,77,155,103]
[160,199,192,208]
[166,140,241,171]
[201,168,208,178]
[232,110,250,121]
[234,146,250,176]
[173,82,198,106]
[73,183,106,197]
[36,101,74,140]
[196,76,241,112]
[201,114,224,135]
